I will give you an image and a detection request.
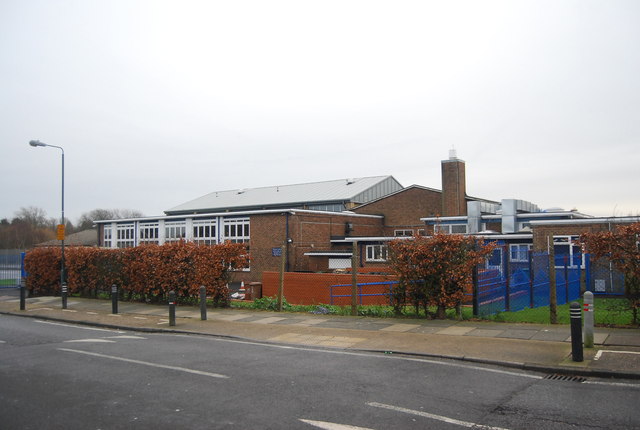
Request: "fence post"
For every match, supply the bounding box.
[583,291,594,348]
[548,236,558,324]
[200,285,207,320]
[472,262,479,317]
[168,290,176,326]
[580,253,587,295]
[570,302,583,362]
[351,241,358,316]
[564,255,569,304]
[111,284,118,314]
[585,253,591,292]
[504,245,510,312]
[528,250,534,309]
[20,277,26,311]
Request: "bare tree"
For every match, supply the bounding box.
[76,208,145,231]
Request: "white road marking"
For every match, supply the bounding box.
[57,348,229,379]
[367,402,510,430]
[64,339,117,343]
[106,335,147,340]
[35,320,125,333]
[584,380,640,389]
[594,349,640,360]
[0,340,6,343]
[300,418,374,429]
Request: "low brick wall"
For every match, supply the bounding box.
[262,271,397,306]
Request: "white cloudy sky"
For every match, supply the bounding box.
[2,0,639,223]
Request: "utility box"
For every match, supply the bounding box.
[246,282,262,301]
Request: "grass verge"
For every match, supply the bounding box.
[231,296,637,327]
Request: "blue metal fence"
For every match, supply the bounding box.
[472,251,624,316]
[0,252,24,289]
[328,252,625,316]
[329,281,396,305]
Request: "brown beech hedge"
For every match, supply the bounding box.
[24,241,248,306]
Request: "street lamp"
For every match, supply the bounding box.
[29,140,67,308]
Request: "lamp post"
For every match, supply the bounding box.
[29,140,66,307]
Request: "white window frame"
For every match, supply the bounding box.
[509,244,531,262]
[103,226,113,248]
[434,224,468,234]
[223,218,250,243]
[366,244,388,262]
[394,229,413,237]
[222,218,250,271]
[553,235,584,268]
[165,221,186,243]
[193,219,217,245]
[139,222,159,245]
[116,223,135,248]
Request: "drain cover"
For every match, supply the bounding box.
[544,373,587,383]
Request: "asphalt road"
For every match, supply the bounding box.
[1,314,639,429]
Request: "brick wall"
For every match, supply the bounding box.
[353,186,441,236]
[262,271,397,305]
[248,212,384,281]
[531,222,615,251]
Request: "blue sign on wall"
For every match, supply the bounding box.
[272,247,282,257]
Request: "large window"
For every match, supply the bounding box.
[223,218,250,243]
[394,229,413,237]
[553,236,584,268]
[165,221,186,243]
[193,219,217,245]
[103,226,113,248]
[366,244,388,262]
[509,244,531,262]
[116,223,135,248]
[139,222,159,245]
[434,224,467,234]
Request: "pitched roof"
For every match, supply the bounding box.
[165,176,403,215]
[35,229,98,247]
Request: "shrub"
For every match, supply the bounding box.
[24,241,248,306]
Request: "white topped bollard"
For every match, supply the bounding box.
[583,291,594,348]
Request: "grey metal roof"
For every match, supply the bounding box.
[165,176,402,215]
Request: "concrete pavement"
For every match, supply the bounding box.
[1,291,639,379]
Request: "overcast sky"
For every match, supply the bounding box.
[2,0,639,224]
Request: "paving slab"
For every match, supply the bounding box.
[380,323,421,332]
[465,328,503,338]
[436,326,475,336]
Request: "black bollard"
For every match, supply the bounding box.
[169,290,176,326]
[570,301,583,362]
[20,277,26,311]
[111,284,118,314]
[61,283,68,309]
[200,285,207,321]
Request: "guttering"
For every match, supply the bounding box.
[303,252,352,257]
[94,208,384,224]
[530,216,640,226]
[470,233,533,240]
[420,216,468,222]
[331,236,414,243]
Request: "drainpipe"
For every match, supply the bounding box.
[285,212,290,272]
